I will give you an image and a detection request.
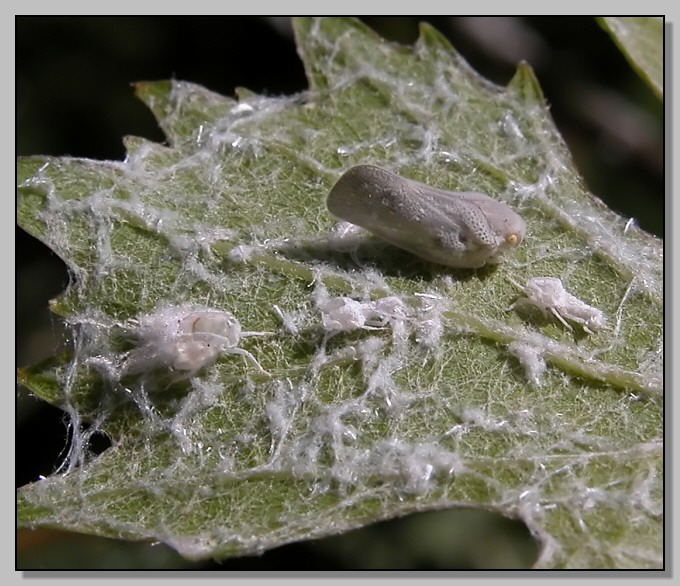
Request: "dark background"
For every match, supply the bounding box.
[16,16,663,570]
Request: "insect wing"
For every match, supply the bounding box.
[327,165,493,266]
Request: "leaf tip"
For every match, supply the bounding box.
[417,21,453,52]
[508,60,546,104]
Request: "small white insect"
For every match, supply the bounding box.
[124,304,269,377]
[319,295,405,334]
[509,277,607,334]
[327,165,526,268]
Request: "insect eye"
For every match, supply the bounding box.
[506,233,520,246]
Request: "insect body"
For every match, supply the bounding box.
[319,295,405,334]
[124,305,269,377]
[509,277,607,334]
[327,165,526,268]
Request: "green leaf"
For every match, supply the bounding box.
[17,17,662,569]
[599,17,663,99]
